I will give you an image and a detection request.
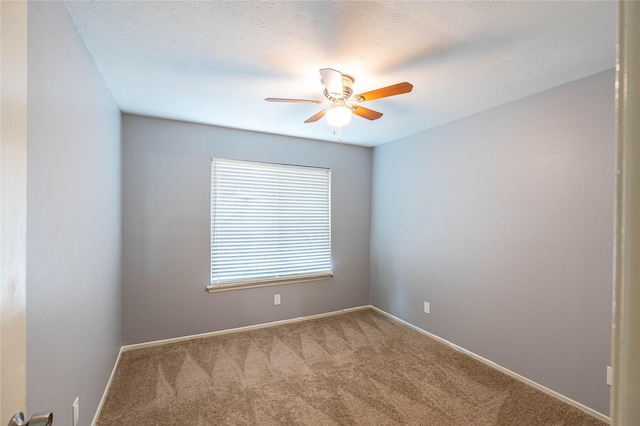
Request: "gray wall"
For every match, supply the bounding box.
[370,70,615,415]
[122,115,371,344]
[26,2,122,425]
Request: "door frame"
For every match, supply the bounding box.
[611,1,640,424]
[0,0,28,422]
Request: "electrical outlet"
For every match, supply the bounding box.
[274,294,281,305]
[607,366,613,386]
[424,301,430,314]
[72,397,79,426]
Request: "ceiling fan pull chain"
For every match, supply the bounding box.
[332,127,342,143]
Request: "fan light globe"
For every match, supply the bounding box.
[325,105,352,128]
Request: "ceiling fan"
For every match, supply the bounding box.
[265,68,413,129]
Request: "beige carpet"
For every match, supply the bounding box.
[97,308,605,425]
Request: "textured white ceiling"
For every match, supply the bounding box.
[64,1,616,147]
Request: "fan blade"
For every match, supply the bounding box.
[319,68,343,98]
[304,109,328,123]
[352,105,383,121]
[265,98,323,104]
[354,82,413,102]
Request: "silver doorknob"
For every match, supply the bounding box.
[8,412,52,426]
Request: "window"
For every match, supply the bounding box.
[209,158,332,291]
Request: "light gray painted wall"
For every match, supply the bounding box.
[370,70,615,415]
[122,115,371,344]
[26,2,122,425]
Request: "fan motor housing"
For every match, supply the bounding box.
[324,74,354,100]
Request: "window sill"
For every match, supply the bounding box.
[206,273,334,293]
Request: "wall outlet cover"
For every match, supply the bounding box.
[607,366,613,386]
[274,294,281,305]
[424,301,431,314]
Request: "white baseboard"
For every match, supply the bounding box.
[369,305,611,425]
[91,346,124,426]
[122,305,370,352]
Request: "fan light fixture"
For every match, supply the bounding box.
[325,102,352,128]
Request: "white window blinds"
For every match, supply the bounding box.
[210,158,332,288]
